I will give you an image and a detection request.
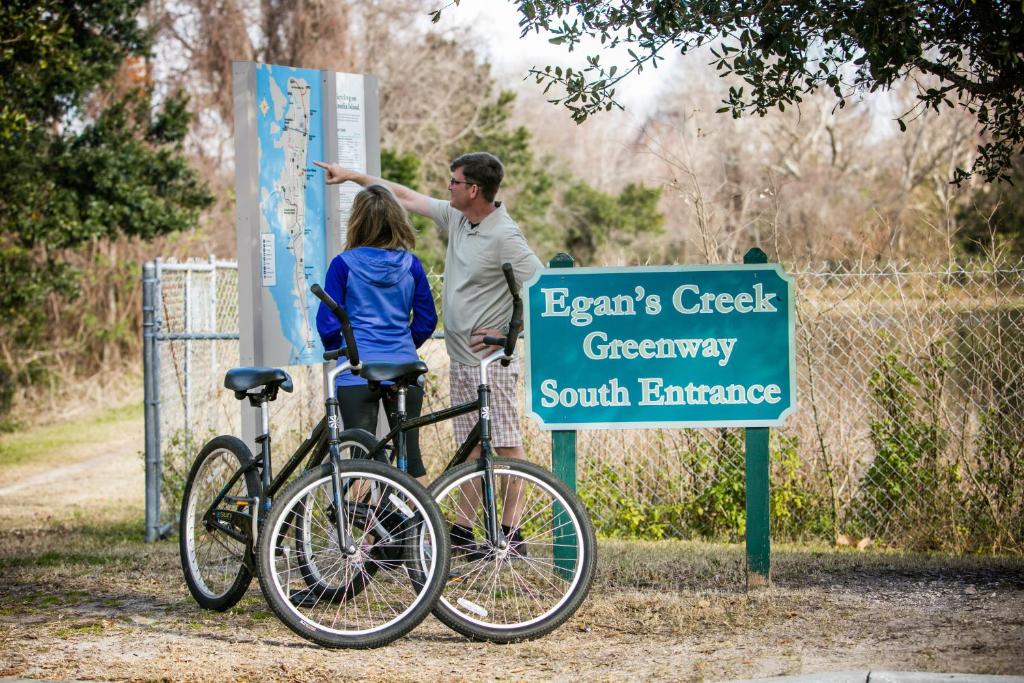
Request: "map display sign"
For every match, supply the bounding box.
[233,62,380,369]
[255,63,326,365]
[523,265,796,430]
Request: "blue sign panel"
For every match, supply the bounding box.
[255,63,327,366]
[523,265,796,430]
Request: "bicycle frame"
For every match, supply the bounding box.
[205,353,374,563]
[362,347,512,548]
[199,400,336,551]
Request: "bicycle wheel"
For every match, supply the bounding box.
[294,428,379,594]
[429,457,597,643]
[257,458,449,648]
[179,435,260,611]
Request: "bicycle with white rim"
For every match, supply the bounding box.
[252,285,450,649]
[332,263,598,642]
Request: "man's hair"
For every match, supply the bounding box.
[451,152,504,202]
[345,185,416,251]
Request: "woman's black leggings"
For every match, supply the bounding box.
[337,383,425,477]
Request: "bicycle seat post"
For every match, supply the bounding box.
[251,391,273,512]
[394,385,408,473]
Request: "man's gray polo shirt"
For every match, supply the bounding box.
[429,198,543,366]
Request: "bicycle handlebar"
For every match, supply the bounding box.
[314,264,520,368]
[310,284,360,368]
[501,262,523,362]
[323,348,347,362]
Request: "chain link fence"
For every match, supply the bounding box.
[142,258,241,540]
[144,259,1024,552]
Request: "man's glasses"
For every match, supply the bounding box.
[448,178,477,187]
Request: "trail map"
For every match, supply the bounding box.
[256,63,326,365]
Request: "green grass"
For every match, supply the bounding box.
[54,623,106,637]
[0,402,142,469]
[0,515,148,568]
[597,538,746,589]
[2,551,130,569]
[71,515,147,543]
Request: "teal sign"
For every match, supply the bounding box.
[523,265,796,429]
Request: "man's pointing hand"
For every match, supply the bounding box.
[313,160,355,185]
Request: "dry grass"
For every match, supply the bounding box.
[1,403,1022,682]
[3,521,1022,681]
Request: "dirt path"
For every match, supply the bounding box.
[0,424,142,528]
[1,411,1022,682]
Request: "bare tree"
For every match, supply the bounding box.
[624,58,987,264]
[148,0,354,168]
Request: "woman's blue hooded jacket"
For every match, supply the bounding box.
[315,246,437,387]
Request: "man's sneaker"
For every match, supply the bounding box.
[450,523,487,561]
[502,524,528,558]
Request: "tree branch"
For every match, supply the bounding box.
[913,57,1015,97]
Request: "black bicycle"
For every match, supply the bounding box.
[179,288,449,648]
[179,394,370,610]
[270,263,597,643]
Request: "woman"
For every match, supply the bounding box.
[315,185,437,480]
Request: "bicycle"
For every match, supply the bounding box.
[179,287,450,648]
[278,262,597,643]
[178,385,375,611]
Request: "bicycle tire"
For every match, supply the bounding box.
[256,458,450,648]
[429,457,597,643]
[293,428,379,595]
[179,435,260,611]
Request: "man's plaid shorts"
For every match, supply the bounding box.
[449,357,522,448]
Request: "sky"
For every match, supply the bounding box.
[429,1,910,141]
[430,0,680,121]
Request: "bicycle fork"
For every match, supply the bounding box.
[328,448,359,555]
[477,383,508,550]
[325,394,360,555]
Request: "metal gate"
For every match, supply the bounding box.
[142,258,240,542]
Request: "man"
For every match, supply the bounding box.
[313,153,543,554]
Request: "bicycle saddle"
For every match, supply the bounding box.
[224,367,294,397]
[360,360,429,385]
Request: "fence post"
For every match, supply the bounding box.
[549,252,577,489]
[548,253,577,576]
[184,267,193,457]
[744,246,772,588]
[209,255,218,417]
[143,261,160,542]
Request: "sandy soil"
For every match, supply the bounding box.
[1,415,1022,682]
